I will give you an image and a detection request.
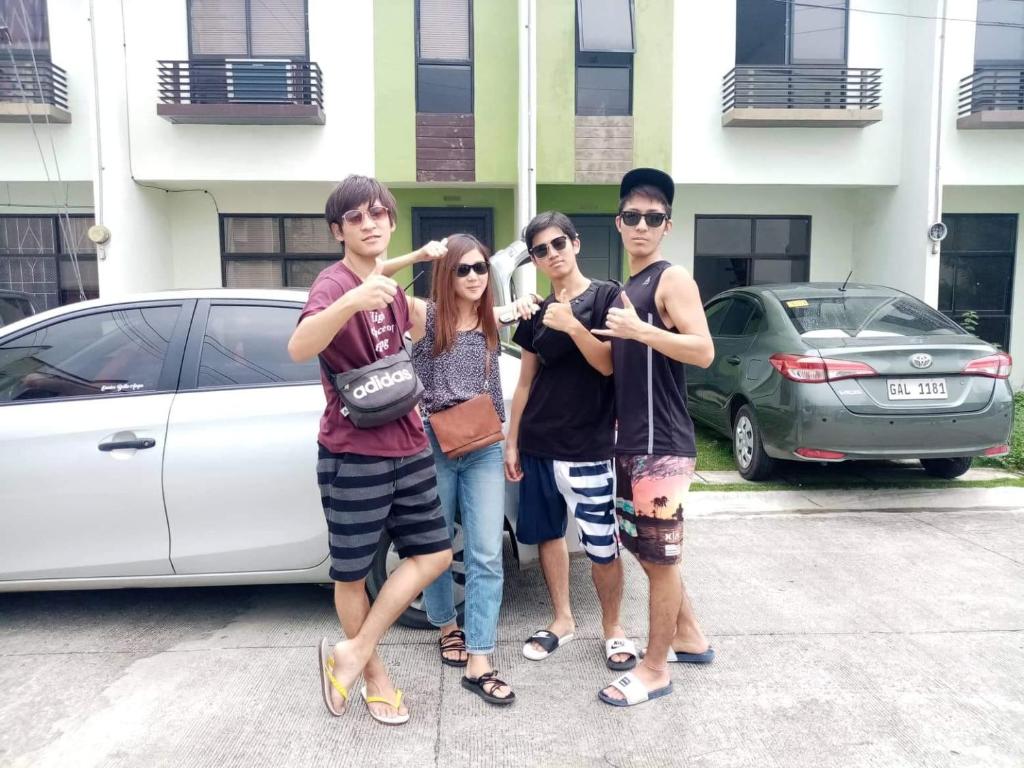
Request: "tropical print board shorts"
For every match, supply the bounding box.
[614,455,697,565]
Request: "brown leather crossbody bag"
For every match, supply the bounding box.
[428,351,503,459]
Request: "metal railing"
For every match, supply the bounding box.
[0,58,68,109]
[958,68,1024,116]
[158,59,323,107]
[723,65,881,112]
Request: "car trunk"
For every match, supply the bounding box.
[802,336,997,415]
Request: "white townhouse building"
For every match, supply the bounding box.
[1,0,1023,385]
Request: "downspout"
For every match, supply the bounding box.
[515,0,537,296]
[931,0,948,256]
[88,0,106,260]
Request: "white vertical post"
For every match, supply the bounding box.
[515,0,537,297]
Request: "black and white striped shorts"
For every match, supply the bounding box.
[317,444,451,582]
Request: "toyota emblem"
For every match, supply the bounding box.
[910,353,933,369]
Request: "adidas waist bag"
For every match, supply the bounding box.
[319,306,424,429]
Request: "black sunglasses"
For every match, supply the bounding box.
[528,235,570,259]
[619,211,669,228]
[455,261,489,278]
[341,205,391,226]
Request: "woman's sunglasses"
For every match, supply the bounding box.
[528,235,571,259]
[619,211,668,228]
[341,206,391,226]
[455,261,489,278]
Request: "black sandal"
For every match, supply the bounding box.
[439,629,468,667]
[461,670,516,706]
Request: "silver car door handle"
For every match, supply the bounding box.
[726,356,742,365]
[98,438,157,452]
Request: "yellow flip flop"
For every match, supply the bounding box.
[318,638,349,717]
[360,685,410,726]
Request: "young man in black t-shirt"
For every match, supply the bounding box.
[505,211,637,671]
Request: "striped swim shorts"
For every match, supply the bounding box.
[317,444,451,582]
[615,454,697,566]
[516,454,619,564]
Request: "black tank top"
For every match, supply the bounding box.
[611,260,696,457]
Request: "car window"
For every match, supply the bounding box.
[0,306,180,403]
[783,295,963,337]
[197,304,318,388]
[704,299,733,335]
[0,296,33,326]
[717,299,757,337]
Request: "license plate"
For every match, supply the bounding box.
[887,378,948,400]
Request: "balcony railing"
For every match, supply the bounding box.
[0,58,69,120]
[958,68,1024,128]
[724,65,881,111]
[156,59,324,125]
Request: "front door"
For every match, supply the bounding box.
[0,302,189,581]
[411,208,494,297]
[939,214,1017,350]
[573,215,622,282]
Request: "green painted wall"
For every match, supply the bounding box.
[374,0,416,181]
[536,1,576,183]
[474,0,518,183]
[387,187,517,287]
[633,0,674,171]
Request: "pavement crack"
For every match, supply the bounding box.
[433,657,444,768]
[910,513,1024,568]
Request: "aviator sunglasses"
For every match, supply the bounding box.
[528,235,571,259]
[619,211,669,228]
[341,205,391,226]
[455,261,489,278]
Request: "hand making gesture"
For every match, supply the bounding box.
[593,293,646,341]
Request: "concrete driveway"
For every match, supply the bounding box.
[2,488,1023,768]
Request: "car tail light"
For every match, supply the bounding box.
[769,353,877,383]
[962,353,1012,379]
[984,444,1010,456]
[795,448,846,460]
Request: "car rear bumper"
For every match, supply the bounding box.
[758,383,1015,461]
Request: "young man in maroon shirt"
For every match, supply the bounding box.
[289,175,452,724]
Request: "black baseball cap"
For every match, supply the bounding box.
[619,167,675,206]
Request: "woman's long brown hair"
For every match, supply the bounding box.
[430,233,499,357]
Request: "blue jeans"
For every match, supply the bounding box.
[421,423,506,655]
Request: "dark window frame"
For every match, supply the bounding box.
[0,213,98,308]
[694,215,813,298]
[219,214,340,289]
[575,0,634,116]
[734,0,849,66]
[414,0,475,113]
[186,0,311,62]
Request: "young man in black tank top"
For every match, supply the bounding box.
[592,168,716,707]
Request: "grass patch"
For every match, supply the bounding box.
[695,425,736,472]
[975,390,1024,473]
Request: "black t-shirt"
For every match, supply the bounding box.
[512,280,621,461]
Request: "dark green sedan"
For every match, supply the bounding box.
[686,283,1014,481]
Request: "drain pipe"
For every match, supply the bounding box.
[87,0,107,259]
[515,0,537,297]
[931,0,948,256]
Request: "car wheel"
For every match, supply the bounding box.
[365,522,465,630]
[733,404,776,481]
[920,457,973,479]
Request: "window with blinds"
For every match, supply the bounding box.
[221,215,339,289]
[189,0,307,59]
[415,0,472,113]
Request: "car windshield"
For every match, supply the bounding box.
[781,295,964,338]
